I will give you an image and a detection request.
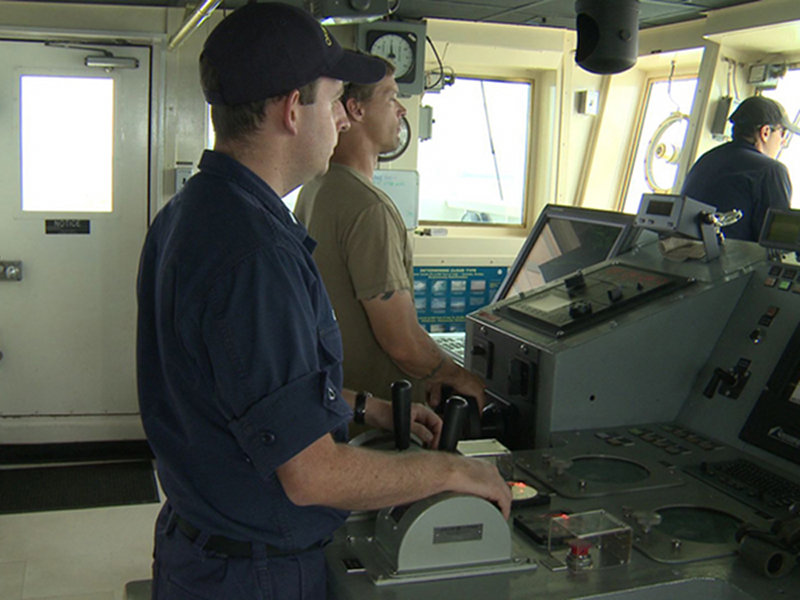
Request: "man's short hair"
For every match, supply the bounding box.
[731,122,763,143]
[200,54,319,142]
[342,57,396,108]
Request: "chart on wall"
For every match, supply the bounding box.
[413,266,507,332]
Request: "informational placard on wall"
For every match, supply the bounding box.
[413,266,507,332]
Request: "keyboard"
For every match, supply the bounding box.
[431,332,466,365]
[688,457,800,515]
[715,459,800,505]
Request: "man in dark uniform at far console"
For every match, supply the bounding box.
[681,95,798,241]
[136,4,511,600]
[295,60,487,413]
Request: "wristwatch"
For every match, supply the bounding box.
[354,391,372,424]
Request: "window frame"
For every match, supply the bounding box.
[617,73,699,213]
[416,73,535,229]
[14,69,121,220]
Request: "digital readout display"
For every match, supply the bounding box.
[646,200,674,217]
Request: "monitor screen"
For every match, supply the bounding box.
[740,320,800,467]
[758,208,800,252]
[494,205,636,302]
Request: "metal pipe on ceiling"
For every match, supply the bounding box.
[167,0,223,51]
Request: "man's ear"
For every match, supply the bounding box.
[758,124,772,143]
[345,97,365,122]
[281,89,303,135]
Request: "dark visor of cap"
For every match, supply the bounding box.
[323,49,387,86]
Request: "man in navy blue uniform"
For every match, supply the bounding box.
[681,95,797,241]
[136,3,511,599]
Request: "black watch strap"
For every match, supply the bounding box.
[354,391,371,424]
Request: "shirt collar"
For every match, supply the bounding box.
[198,150,315,251]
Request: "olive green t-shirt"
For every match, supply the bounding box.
[295,164,424,404]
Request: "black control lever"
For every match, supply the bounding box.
[435,386,482,439]
[439,396,469,452]
[703,367,736,398]
[703,359,751,399]
[435,384,455,414]
[391,379,412,451]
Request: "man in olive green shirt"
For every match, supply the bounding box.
[295,63,486,412]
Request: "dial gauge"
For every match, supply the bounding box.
[369,32,415,79]
[378,115,411,162]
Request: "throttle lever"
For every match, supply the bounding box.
[391,379,412,451]
[439,395,469,452]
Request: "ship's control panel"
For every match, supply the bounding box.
[326,206,800,600]
[496,263,693,339]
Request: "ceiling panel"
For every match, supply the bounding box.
[385,0,757,29]
[21,0,760,30]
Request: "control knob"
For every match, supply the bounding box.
[569,300,593,319]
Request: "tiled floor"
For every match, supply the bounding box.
[0,497,161,600]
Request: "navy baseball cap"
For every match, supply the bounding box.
[729,96,800,134]
[201,2,386,106]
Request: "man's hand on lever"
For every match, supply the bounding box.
[343,388,443,449]
[360,289,488,411]
[426,367,487,411]
[446,452,513,519]
[277,432,513,520]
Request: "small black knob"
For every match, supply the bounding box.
[569,300,592,318]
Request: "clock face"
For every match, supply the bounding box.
[369,32,415,80]
[378,115,411,162]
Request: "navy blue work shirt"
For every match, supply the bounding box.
[681,139,791,241]
[137,150,351,550]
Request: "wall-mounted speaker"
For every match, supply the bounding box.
[575,0,639,75]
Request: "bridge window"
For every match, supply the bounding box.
[417,77,531,225]
[621,76,698,214]
[21,75,114,213]
[762,71,800,209]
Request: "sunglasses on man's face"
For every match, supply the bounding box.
[770,125,789,139]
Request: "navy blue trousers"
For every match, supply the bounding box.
[151,504,329,600]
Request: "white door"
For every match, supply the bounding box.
[0,40,150,442]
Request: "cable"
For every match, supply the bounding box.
[480,80,504,203]
[666,60,680,113]
[726,59,732,98]
[425,36,445,90]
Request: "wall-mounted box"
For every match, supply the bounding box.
[576,90,600,115]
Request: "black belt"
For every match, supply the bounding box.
[174,514,325,558]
